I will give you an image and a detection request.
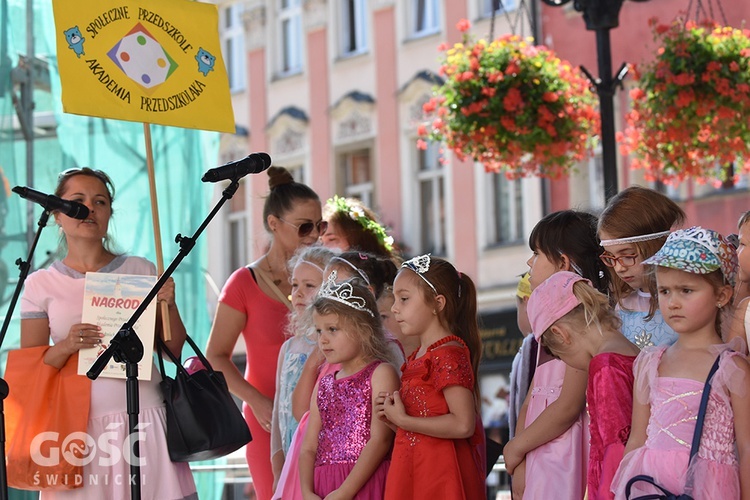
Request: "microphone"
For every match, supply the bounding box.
[201,152,272,183]
[12,186,90,220]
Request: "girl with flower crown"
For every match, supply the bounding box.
[322,196,396,258]
[299,274,400,499]
[376,255,485,499]
[611,227,750,498]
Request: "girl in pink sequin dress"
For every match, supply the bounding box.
[378,255,486,500]
[610,227,750,499]
[528,272,639,500]
[300,273,400,500]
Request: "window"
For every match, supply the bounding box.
[287,164,306,184]
[588,149,605,210]
[341,0,368,56]
[481,0,518,16]
[341,149,373,208]
[221,4,246,92]
[227,182,247,272]
[487,174,524,245]
[417,141,446,255]
[410,0,439,37]
[278,0,303,74]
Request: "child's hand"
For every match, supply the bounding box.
[375,391,397,430]
[374,391,391,417]
[502,438,525,475]
[324,489,353,500]
[381,390,406,427]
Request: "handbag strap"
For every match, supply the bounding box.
[625,475,681,500]
[251,265,293,311]
[156,333,215,380]
[688,354,722,460]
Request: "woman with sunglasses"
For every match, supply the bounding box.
[19,168,196,499]
[206,166,324,500]
[598,185,685,349]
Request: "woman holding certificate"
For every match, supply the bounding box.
[206,166,325,500]
[19,168,197,499]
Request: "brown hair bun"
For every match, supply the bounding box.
[267,166,294,190]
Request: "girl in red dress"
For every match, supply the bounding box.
[377,255,485,500]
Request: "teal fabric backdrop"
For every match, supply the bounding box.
[0,0,227,497]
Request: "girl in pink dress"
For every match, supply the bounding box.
[504,210,610,499]
[300,273,400,499]
[528,272,639,499]
[611,227,750,498]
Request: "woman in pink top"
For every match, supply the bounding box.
[206,167,324,500]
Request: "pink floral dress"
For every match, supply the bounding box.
[610,343,745,499]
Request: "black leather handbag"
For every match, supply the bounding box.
[156,334,252,462]
[625,355,722,500]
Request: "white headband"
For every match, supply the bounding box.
[297,259,324,274]
[600,230,672,247]
[330,256,370,285]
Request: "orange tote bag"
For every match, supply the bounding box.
[5,346,91,490]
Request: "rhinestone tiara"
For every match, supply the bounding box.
[401,254,438,294]
[317,270,375,317]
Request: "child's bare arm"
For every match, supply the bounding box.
[729,356,750,500]
[383,384,476,439]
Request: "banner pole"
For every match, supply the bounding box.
[143,122,172,341]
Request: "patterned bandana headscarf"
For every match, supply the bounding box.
[643,226,738,286]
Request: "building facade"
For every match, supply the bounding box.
[206,0,750,396]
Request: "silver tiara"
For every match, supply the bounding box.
[318,270,375,317]
[402,254,438,294]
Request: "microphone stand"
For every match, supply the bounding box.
[0,209,52,500]
[87,177,242,500]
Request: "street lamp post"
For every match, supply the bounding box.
[541,0,646,202]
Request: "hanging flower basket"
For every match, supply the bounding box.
[618,18,750,184]
[418,19,600,179]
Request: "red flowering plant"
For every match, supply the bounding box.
[418,19,600,179]
[619,18,750,184]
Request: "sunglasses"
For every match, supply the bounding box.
[599,253,639,268]
[279,218,328,237]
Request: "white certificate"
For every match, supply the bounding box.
[78,272,157,380]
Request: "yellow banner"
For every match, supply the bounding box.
[53,0,235,133]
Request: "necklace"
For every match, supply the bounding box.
[264,255,282,286]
